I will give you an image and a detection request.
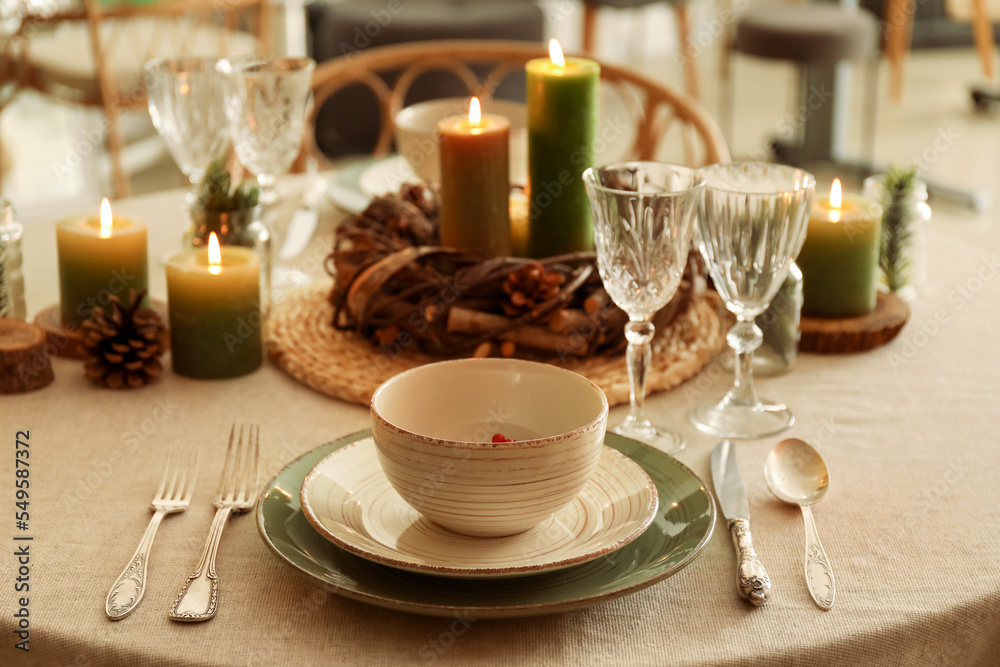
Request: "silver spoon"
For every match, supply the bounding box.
[764,438,836,610]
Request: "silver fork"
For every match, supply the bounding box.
[106,446,198,620]
[169,424,259,622]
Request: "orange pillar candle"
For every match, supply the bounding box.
[438,97,512,258]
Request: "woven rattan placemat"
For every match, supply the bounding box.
[266,280,724,407]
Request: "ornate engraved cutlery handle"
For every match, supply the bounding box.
[800,504,835,610]
[728,518,771,606]
[106,510,166,620]
[169,507,231,622]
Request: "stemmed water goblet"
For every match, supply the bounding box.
[145,57,230,260]
[145,57,231,188]
[216,55,315,206]
[217,55,316,294]
[584,162,704,453]
[690,162,815,439]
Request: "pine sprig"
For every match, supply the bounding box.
[878,165,918,292]
[193,158,260,212]
[233,179,260,210]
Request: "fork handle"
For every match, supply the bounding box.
[106,510,166,620]
[169,507,231,622]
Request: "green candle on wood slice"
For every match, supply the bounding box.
[526,39,600,258]
[56,198,149,327]
[166,234,262,379]
[438,97,512,258]
[798,179,882,318]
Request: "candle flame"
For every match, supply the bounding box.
[99,198,112,238]
[208,232,221,275]
[549,39,565,67]
[468,97,481,125]
[829,179,842,223]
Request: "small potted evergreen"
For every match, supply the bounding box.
[186,158,267,249]
[185,158,271,305]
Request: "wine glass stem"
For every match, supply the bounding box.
[625,320,656,425]
[257,173,278,205]
[727,316,763,408]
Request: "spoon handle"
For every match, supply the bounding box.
[800,504,835,609]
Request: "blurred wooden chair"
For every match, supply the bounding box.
[970,0,997,82]
[581,0,702,101]
[306,40,729,170]
[0,12,20,187]
[8,0,271,197]
[884,0,996,100]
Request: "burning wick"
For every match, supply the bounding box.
[468,96,481,125]
[99,198,113,239]
[549,39,565,67]
[208,232,222,275]
[829,179,842,223]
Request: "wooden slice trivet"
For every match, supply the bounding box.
[0,319,55,394]
[800,291,910,354]
[34,300,169,359]
[265,280,725,407]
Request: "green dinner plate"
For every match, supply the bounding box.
[256,429,716,619]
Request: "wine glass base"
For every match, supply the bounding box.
[689,399,793,440]
[612,418,686,454]
[259,188,280,206]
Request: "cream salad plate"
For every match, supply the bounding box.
[257,429,715,618]
[300,437,658,578]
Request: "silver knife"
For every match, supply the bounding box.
[711,440,771,606]
[279,177,328,261]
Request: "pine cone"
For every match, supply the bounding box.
[502,263,566,317]
[81,290,166,389]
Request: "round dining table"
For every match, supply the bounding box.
[1,174,998,666]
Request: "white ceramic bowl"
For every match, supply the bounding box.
[371,358,609,537]
[394,97,528,185]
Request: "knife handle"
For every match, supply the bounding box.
[728,518,771,606]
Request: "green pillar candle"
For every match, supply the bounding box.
[55,199,148,327]
[438,98,512,258]
[526,40,600,258]
[798,180,882,317]
[166,238,262,379]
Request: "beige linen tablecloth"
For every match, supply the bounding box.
[2,184,999,666]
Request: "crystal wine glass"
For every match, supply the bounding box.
[690,162,815,439]
[145,57,230,262]
[584,162,704,453]
[216,55,315,206]
[144,57,230,188]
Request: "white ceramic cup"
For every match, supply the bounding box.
[394,98,528,186]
